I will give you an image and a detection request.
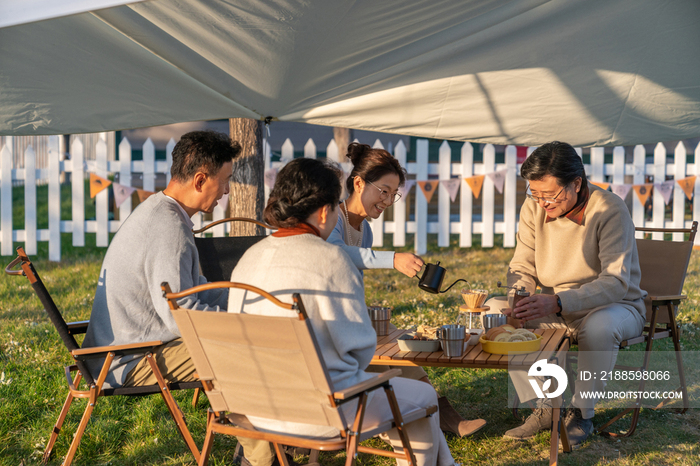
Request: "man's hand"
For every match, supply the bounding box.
[512,294,560,322]
[394,253,424,278]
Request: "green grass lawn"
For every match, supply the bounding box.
[0,235,698,465]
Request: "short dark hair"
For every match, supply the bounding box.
[264,158,342,228]
[170,131,241,182]
[345,143,406,194]
[521,141,586,186]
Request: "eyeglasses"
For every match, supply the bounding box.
[525,183,567,204]
[365,179,402,203]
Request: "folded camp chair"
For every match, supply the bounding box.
[5,247,202,466]
[193,217,275,282]
[161,281,437,466]
[594,221,697,437]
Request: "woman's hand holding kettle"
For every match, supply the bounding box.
[394,252,424,277]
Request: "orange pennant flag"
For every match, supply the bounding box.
[417,180,439,203]
[677,176,696,200]
[89,173,112,198]
[137,189,155,203]
[590,181,610,190]
[464,175,485,199]
[632,184,653,205]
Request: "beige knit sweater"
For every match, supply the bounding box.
[508,182,646,321]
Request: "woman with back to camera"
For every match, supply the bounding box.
[328,143,486,438]
[228,157,458,466]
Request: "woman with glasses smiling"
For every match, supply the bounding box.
[327,142,487,438]
[328,142,424,278]
[484,141,646,447]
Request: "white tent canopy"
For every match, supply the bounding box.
[2,0,700,147]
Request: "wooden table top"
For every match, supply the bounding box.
[373,328,569,370]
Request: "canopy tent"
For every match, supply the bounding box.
[1,0,699,147]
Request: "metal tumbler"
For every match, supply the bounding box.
[367,306,391,336]
[437,324,466,357]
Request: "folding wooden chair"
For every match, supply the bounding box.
[5,247,202,466]
[193,217,275,282]
[161,281,437,466]
[595,221,697,437]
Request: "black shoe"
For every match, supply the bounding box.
[564,408,594,446]
[503,406,555,440]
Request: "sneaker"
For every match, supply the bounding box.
[563,408,594,446]
[503,406,555,440]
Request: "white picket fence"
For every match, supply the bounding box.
[1,135,699,261]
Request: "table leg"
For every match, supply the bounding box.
[549,407,561,466]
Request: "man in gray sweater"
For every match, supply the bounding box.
[82,130,238,388]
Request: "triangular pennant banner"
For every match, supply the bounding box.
[610,184,632,200]
[632,184,653,205]
[464,175,485,199]
[112,182,135,208]
[677,175,696,200]
[590,181,610,190]
[441,178,461,202]
[399,180,415,199]
[417,180,439,203]
[264,168,278,189]
[89,173,112,198]
[137,189,154,203]
[654,180,674,205]
[486,168,507,194]
[216,192,229,212]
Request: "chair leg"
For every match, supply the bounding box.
[345,391,368,466]
[146,354,201,462]
[383,384,417,466]
[192,387,201,409]
[199,411,216,466]
[42,390,77,464]
[62,387,99,466]
[668,304,689,413]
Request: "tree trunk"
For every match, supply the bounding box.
[228,118,264,236]
[333,127,354,162]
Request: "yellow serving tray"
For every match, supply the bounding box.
[479,333,542,355]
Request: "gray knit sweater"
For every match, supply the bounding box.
[82,192,228,388]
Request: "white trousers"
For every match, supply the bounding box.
[485,296,645,419]
[364,377,455,466]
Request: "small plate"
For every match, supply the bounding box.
[397,334,440,352]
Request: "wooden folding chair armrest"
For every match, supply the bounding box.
[66,320,90,335]
[71,340,164,360]
[333,369,403,401]
[648,294,686,303]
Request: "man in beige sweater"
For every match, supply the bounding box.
[485,141,646,446]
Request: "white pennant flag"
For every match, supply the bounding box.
[611,184,632,200]
[441,178,461,202]
[399,180,416,200]
[264,168,278,189]
[112,182,135,208]
[486,168,508,194]
[216,192,229,211]
[655,180,674,205]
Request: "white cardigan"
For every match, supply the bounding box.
[228,233,377,437]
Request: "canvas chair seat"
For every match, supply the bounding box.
[5,247,202,466]
[590,221,697,437]
[162,281,437,466]
[193,217,275,282]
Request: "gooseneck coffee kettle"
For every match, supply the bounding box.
[417,262,469,294]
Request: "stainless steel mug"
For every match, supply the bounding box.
[437,324,466,357]
[367,306,391,336]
